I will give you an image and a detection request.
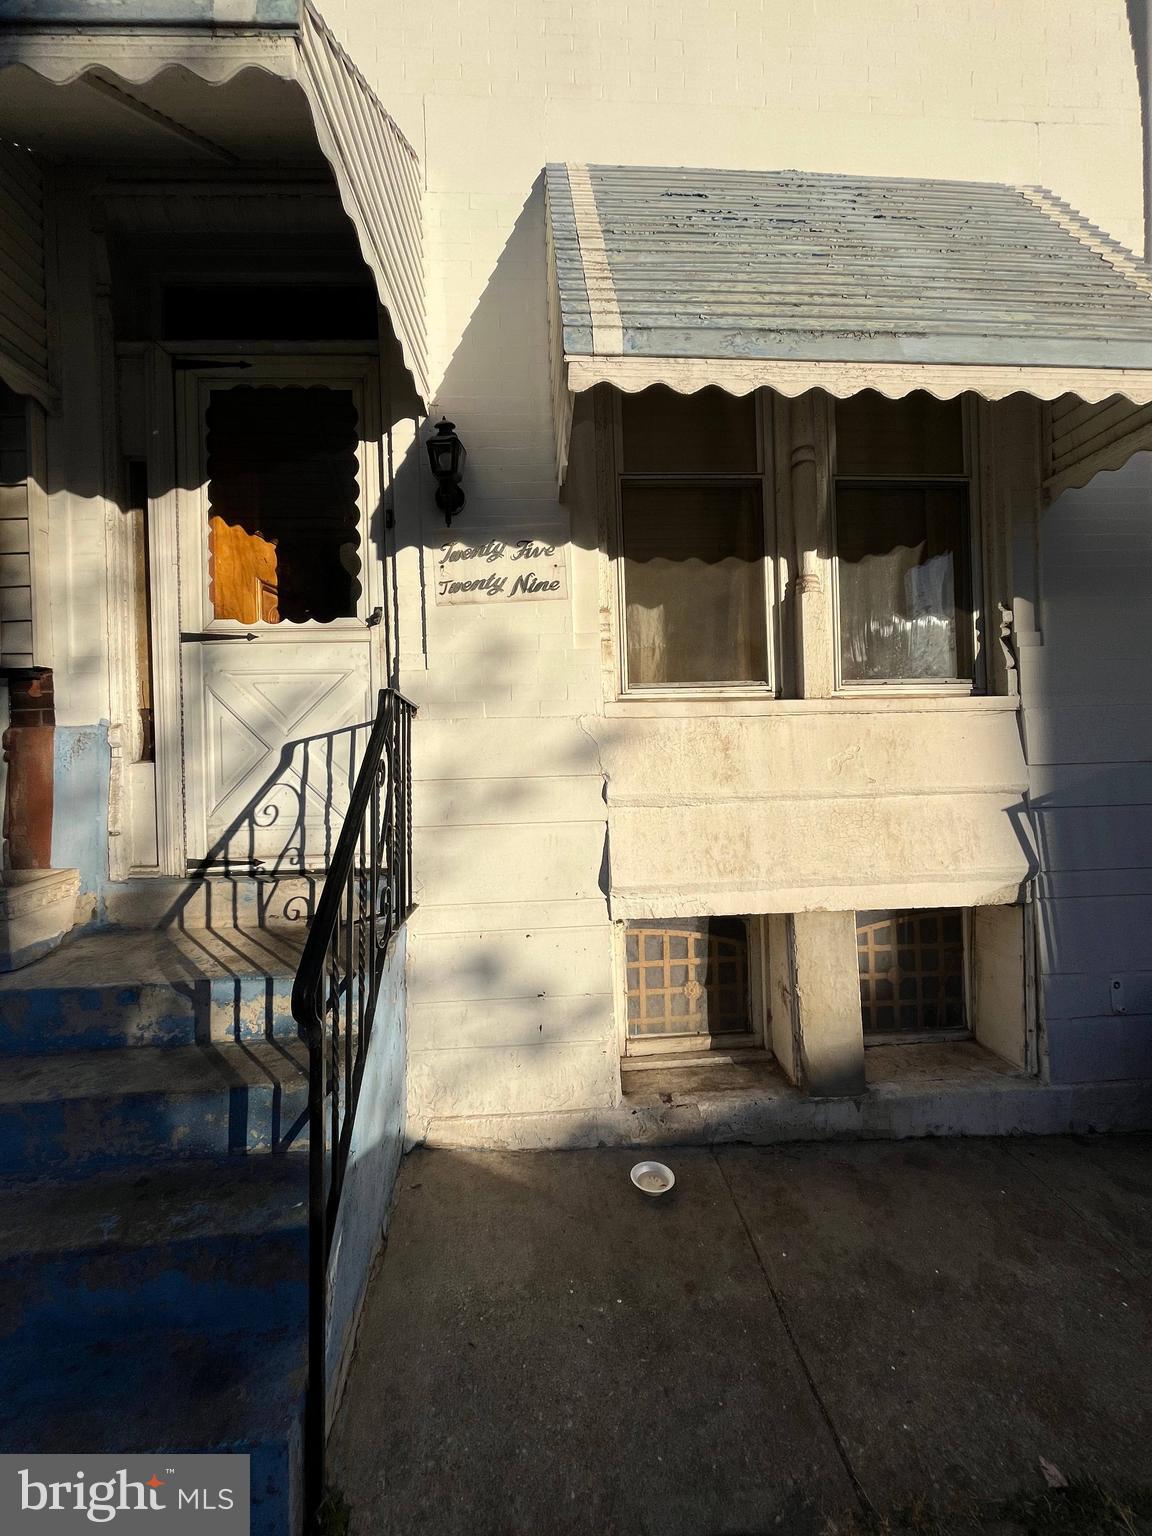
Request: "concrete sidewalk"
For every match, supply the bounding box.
[329,1137,1152,1535]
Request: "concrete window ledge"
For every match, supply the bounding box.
[603,695,1022,719]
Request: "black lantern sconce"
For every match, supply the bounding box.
[426,417,467,525]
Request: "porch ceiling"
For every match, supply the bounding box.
[0,65,321,164]
[0,2,428,404]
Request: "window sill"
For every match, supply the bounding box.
[604,694,1020,718]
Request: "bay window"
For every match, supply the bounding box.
[603,385,988,699]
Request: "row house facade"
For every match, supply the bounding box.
[1,2,1152,1143]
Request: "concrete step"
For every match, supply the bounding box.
[0,1320,306,1536]
[0,1156,309,1337]
[0,1039,309,1175]
[104,876,318,932]
[0,1157,311,1536]
[0,924,307,1055]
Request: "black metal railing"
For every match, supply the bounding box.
[291,687,416,1529]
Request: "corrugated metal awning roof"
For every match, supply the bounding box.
[546,163,1152,476]
[0,1,427,405]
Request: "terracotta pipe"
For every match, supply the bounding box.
[2,669,54,872]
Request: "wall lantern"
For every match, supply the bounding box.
[426,417,467,525]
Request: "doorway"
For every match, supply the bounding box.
[169,355,383,873]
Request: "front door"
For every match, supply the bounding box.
[175,358,381,873]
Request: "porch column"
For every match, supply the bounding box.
[791,910,866,1097]
[789,391,836,698]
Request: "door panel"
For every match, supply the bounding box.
[184,641,372,872]
[175,361,380,872]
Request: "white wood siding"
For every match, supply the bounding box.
[0,386,33,669]
[1046,394,1152,498]
[0,144,51,408]
[1022,453,1152,1082]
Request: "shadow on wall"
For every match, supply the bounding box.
[375,171,624,1128]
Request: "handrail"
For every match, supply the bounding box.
[292,686,417,1530]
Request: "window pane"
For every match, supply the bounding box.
[622,483,767,686]
[206,386,361,624]
[835,391,964,477]
[857,909,966,1034]
[624,917,751,1039]
[621,385,757,474]
[836,484,972,681]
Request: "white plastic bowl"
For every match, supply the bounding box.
[630,1160,675,1197]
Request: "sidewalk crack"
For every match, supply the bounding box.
[710,1147,875,1521]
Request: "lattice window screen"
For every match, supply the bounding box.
[624,917,751,1039]
[856,909,966,1034]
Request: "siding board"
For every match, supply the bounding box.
[1027,455,1152,1081]
[0,144,51,406]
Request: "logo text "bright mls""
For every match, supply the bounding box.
[19,1468,207,1523]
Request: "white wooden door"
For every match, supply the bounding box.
[176,359,381,873]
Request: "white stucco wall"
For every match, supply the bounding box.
[310,0,1149,1124]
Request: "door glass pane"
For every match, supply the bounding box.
[836,484,972,681]
[835,391,964,476]
[625,917,751,1039]
[622,482,767,685]
[206,386,361,624]
[857,908,966,1034]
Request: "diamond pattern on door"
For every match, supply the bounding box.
[210,692,270,805]
[186,642,372,872]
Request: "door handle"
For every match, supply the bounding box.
[366,607,383,628]
[180,632,260,642]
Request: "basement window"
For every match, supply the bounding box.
[856,908,968,1038]
[623,916,761,1054]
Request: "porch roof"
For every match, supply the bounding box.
[0,1,428,406]
[545,162,1152,477]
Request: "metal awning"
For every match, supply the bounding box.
[546,163,1152,479]
[0,0,427,406]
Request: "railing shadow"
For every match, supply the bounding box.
[143,712,382,1039]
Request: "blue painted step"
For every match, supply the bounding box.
[0,924,305,1054]
[0,1157,310,1536]
[0,1040,309,1176]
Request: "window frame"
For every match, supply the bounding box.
[609,389,782,700]
[617,914,769,1058]
[828,394,986,696]
[857,906,975,1046]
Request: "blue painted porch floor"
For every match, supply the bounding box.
[0,921,306,1053]
[0,923,312,1536]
